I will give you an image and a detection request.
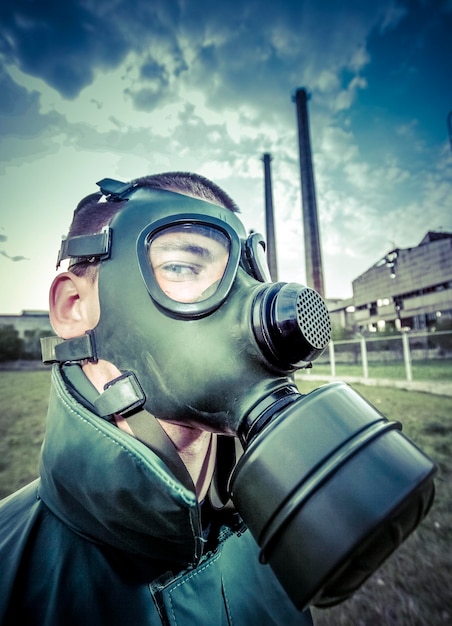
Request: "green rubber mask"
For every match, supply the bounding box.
[57,180,330,434]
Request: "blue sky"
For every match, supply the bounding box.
[1,0,451,314]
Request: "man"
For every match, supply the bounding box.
[0,172,314,625]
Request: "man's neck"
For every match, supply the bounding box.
[158,421,216,500]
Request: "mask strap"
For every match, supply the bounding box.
[93,371,145,417]
[56,227,112,269]
[208,436,243,511]
[42,334,145,417]
[96,177,138,199]
[41,331,97,364]
[126,411,194,490]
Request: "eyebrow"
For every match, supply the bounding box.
[152,240,215,261]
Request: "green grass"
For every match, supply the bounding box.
[1,370,451,625]
[0,370,50,499]
[311,358,452,382]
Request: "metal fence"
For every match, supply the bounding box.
[314,330,452,382]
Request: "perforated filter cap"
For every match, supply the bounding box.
[253,282,332,369]
[296,287,332,351]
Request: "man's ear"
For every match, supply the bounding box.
[49,272,100,339]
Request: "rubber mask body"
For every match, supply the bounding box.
[93,189,293,434]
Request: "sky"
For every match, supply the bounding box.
[0,0,451,315]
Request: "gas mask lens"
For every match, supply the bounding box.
[148,223,230,303]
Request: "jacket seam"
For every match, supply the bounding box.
[167,551,222,625]
[222,573,234,626]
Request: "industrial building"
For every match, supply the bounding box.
[0,310,52,337]
[329,231,452,333]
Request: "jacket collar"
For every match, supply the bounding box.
[38,365,203,569]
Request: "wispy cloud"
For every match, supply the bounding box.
[0,250,29,262]
[0,232,29,262]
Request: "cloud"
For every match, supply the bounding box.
[0,67,54,133]
[378,2,409,32]
[0,0,130,98]
[123,54,174,111]
[0,250,29,262]
[0,231,29,262]
[396,120,419,137]
[317,125,359,168]
[333,76,368,112]
[0,67,69,169]
[0,0,396,116]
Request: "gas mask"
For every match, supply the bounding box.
[44,179,436,611]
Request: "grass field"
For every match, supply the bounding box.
[309,358,452,382]
[1,369,451,625]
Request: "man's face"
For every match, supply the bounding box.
[149,225,230,304]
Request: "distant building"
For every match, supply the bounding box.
[326,297,355,330]
[0,310,52,338]
[327,231,452,333]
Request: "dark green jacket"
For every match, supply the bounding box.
[0,367,312,625]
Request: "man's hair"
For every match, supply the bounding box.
[68,171,239,279]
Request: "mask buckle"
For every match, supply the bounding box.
[241,232,271,282]
[41,330,98,364]
[94,371,146,418]
[56,227,112,269]
[96,178,138,200]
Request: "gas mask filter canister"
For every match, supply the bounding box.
[47,179,436,611]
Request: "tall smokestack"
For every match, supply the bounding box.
[262,153,278,281]
[292,87,326,297]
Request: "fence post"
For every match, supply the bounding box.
[360,335,369,379]
[329,341,336,377]
[402,332,413,382]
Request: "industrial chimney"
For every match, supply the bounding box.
[292,88,326,297]
[262,153,278,281]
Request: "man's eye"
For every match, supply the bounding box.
[161,263,201,280]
